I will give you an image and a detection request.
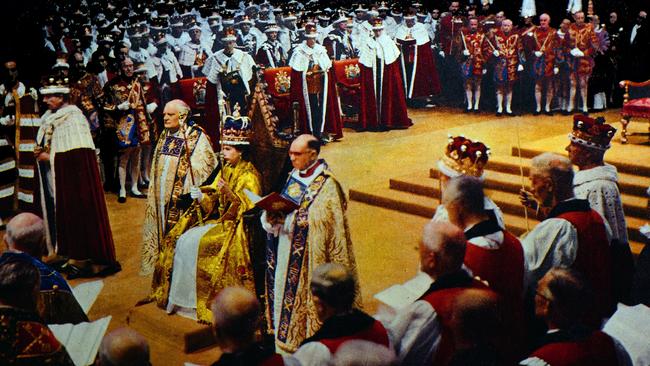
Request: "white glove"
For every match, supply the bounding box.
[0,115,15,126]
[482,68,487,75]
[553,67,560,75]
[146,102,157,114]
[570,48,584,57]
[517,64,524,72]
[493,50,500,57]
[463,49,471,57]
[190,186,203,201]
[117,101,130,111]
[439,50,445,57]
[640,223,650,239]
[534,51,543,58]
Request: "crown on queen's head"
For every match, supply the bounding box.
[40,74,71,95]
[569,114,616,151]
[371,17,384,30]
[439,135,491,179]
[222,103,252,145]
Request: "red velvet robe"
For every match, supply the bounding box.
[396,39,441,99]
[289,69,343,139]
[358,61,412,130]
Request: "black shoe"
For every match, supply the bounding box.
[496,111,503,117]
[544,110,554,116]
[129,191,147,199]
[118,195,126,203]
[95,263,122,277]
[533,110,541,116]
[473,108,480,114]
[506,112,516,117]
[65,264,93,280]
[562,110,572,116]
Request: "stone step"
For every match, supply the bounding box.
[388,172,646,255]
[485,154,650,198]
[513,147,650,178]
[428,167,648,220]
[349,184,438,219]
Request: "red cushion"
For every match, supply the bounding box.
[622,97,650,118]
[263,67,292,98]
[333,59,361,88]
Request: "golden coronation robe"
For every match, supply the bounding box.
[261,160,360,353]
[140,123,217,276]
[149,159,261,323]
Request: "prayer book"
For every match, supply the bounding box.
[244,189,299,214]
[603,303,650,366]
[71,280,104,314]
[374,271,433,312]
[49,316,112,366]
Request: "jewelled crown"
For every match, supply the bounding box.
[40,74,70,95]
[222,104,252,145]
[569,115,616,150]
[438,135,491,178]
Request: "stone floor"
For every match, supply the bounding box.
[56,107,649,365]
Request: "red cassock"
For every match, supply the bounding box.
[289,70,343,139]
[555,204,615,323]
[358,34,412,130]
[529,330,621,366]
[394,24,441,99]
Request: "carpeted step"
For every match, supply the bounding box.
[512,147,650,178]
[349,184,438,219]
[388,173,646,255]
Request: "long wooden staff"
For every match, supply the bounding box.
[515,118,530,232]
[178,110,204,226]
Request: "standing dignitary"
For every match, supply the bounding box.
[36,74,119,279]
[358,18,411,131]
[519,152,614,324]
[523,14,560,116]
[394,11,441,106]
[492,19,524,116]
[567,11,598,114]
[461,17,489,113]
[289,26,343,141]
[178,22,212,79]
[0,59,41,218]
[255,23,287,68]
[323,14,355,61]
[565,115,633,302]
[261,134,359,353]
[140,99,217,276]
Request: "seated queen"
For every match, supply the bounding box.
[148,108,262,323]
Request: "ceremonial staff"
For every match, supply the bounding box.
[178,109,204,226]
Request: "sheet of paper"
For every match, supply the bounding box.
[72,280,104,314]
[49,316,112,366]
[243,188,262,203]
[374,272,432,311]
[603,303,650,366]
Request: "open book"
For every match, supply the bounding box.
[49,316,112,366]
[72,280,104,314]
[603,303,650,366]
[244,189,299,214]
[374,271,433,313]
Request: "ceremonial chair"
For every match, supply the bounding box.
[332,58,362,125]
[619,79,650,144]
[262,66,293,127]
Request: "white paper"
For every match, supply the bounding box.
[72,280,104,314]
[243,188,262,203]
[374,272,433,311]
[603,303,650,366]
[49,316,112,366]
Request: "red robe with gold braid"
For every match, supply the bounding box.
[492,30,524,83]
[527,329,621,366]
[568,23,598,76]
[523,26,560,79]
[0,307,75,365]
[461,30,489,78]
[418,271,493,366]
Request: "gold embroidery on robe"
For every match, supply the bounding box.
[149,160,261,323]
